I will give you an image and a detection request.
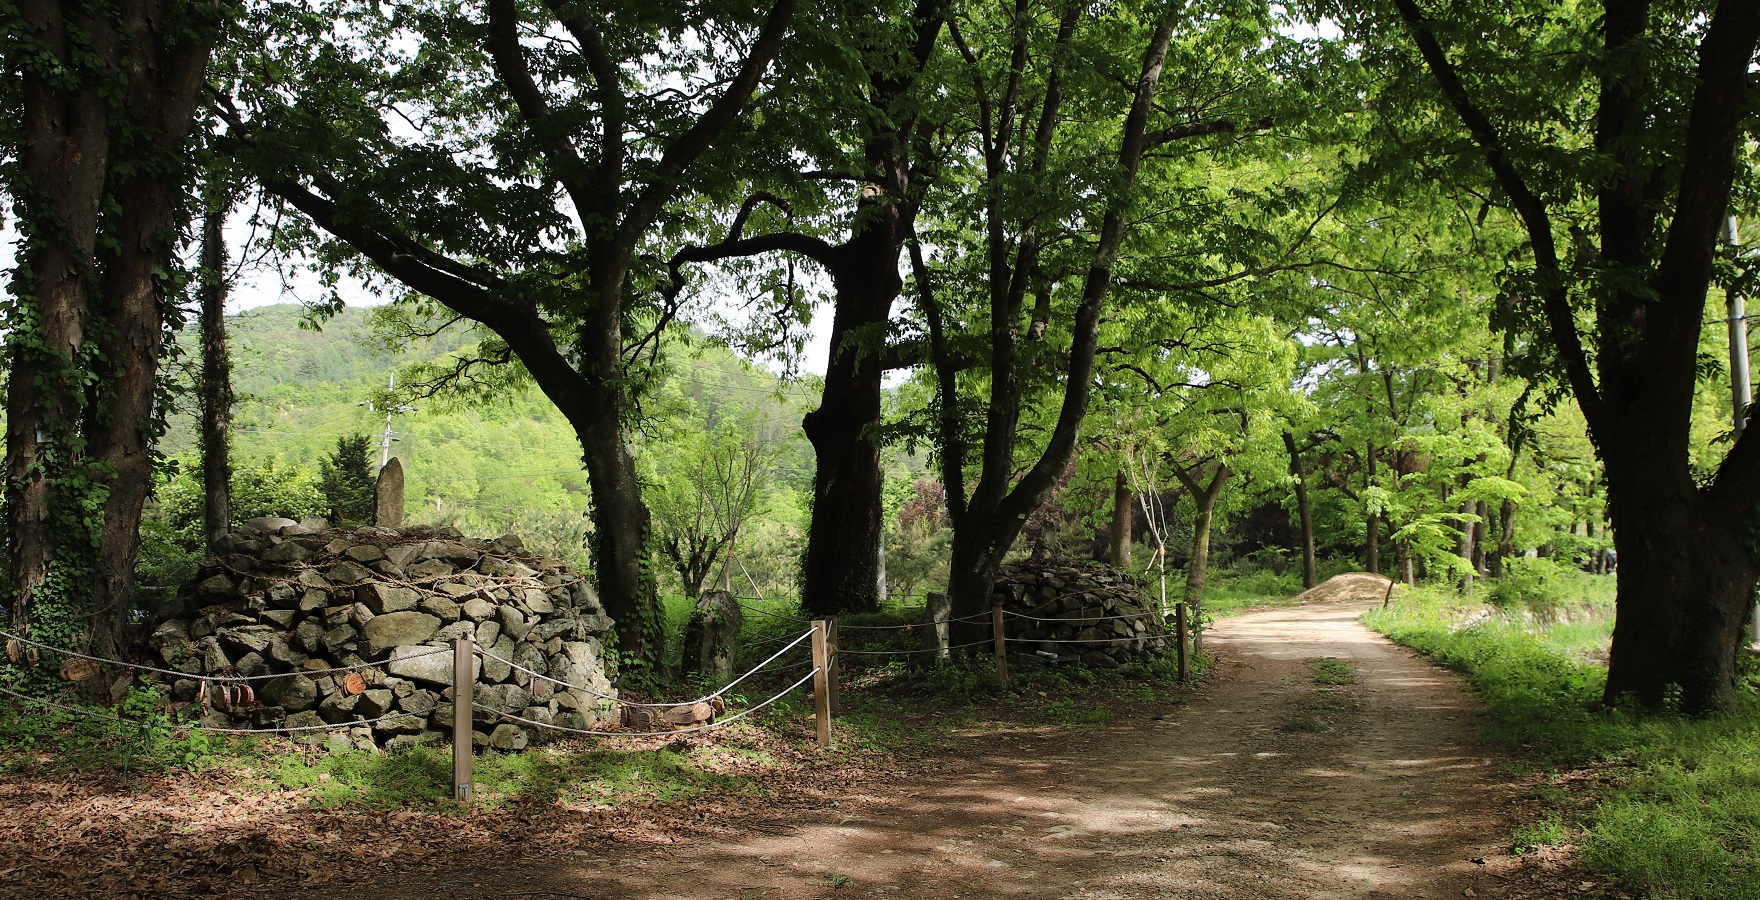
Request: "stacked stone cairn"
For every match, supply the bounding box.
[144,517,617,752]
[994,560,1169,666]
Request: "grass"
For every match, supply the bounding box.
[1364,584,1760,899]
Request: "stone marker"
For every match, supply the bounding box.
[375,457,405,527]
[680,590,742,684]
[921,591,951,664]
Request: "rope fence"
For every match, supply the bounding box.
[0,683,405,735]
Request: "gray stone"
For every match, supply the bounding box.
[261,541,313,564]
[487,533,524,554]
[522,589,555,615]
[298,590,329,613]
[921,591,952,665]
[194,574,236,601]
[322,623,358,655]
[405,557,453,580]
[425,541,480,564]
[357,582,420,614]
[433,621,474,643]
[419,596,461,622]
[398,689,438,718]
[385,677,414,697]
[296,568,332,589]
[266,635,308,668]
[512,642,548,685]
[488,724,529,751]
[482,635,517,683]
[241,516,299,534]
[374,457,405,527]
[260,608,297,629]
[318,690,361,723]
[267,582,299,609]
[363,611,441,655]
[384,543,423,568]
[355,688,395,718]
[387,644,477,686]
[343,543,385,564]
[460,597,495,621]
[327,559,375,584]
[234,651,270,678]
[199,639,231,673]
[349,602,376,630]
[369,560,407,579]
[382,730,445,753]
[436,581,477,598]
[294,620,325,654]
[475,619,502,647]
[372,712,426,735]
[262,674,318,711]
[519,706,554,728]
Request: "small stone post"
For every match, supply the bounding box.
[680,590,743,684]
[375,457,405,527]
[921,591,951,665]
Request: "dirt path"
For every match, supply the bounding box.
[360,601,1585,899]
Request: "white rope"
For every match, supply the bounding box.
[0,683,405,734]
[475,625,817,708]
[1005,634,1166,645]
[473,667,818,738]
[0,628,448,683]
[835,640,994,656]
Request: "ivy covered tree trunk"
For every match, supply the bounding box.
[1175,462,1229,651]
[5,0,221,654]
[6,0,110,638]
[199,198,233,552]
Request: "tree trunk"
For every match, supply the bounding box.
[1603,488,1758,712]
[1365,441,1380,575]
[1109,467,1133,568]
[1282,431,1316,589]
[1457,498,1477,591]
[6,0,113,638]
[1181,464,1230,652]
[800,237,897,616]
[199,197,232,552]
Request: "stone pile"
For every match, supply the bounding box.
[993,560,1169,667]
[145,518,617,751]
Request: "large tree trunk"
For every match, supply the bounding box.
[800,234,898,616]
[1603,485,1757,711]
[1109,467,1132,568]
[199,199,232,551]
[1282,431,1316,589]
[6,0,113,639]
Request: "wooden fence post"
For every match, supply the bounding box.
[826,617,840,716]
[992,602,1009,688]
[452,636,473,800]
[1175,602,1190,683]
[810,621,831,749]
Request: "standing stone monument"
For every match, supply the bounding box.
[921,591,951,665]
[375,457,405,527]
[680,590,743,683]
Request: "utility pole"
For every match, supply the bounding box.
[361,373,417,470]
[1726,217,1756,644]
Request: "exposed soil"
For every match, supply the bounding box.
[341,600,1599,899]
[2,597,1606,899]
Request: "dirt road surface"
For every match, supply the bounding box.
[368,600,1588,899]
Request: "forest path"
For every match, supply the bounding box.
[369,601,1585,899]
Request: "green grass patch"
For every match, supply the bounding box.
[1511,813,1568,853]
[1309,657,1355,685]
[1364,584,1760,899]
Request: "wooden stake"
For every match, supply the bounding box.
[993,602,1009,688]
[811,621,831,749]
[826,617,841,716]
[1175,602,1190,683]
[452,637,473,800]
